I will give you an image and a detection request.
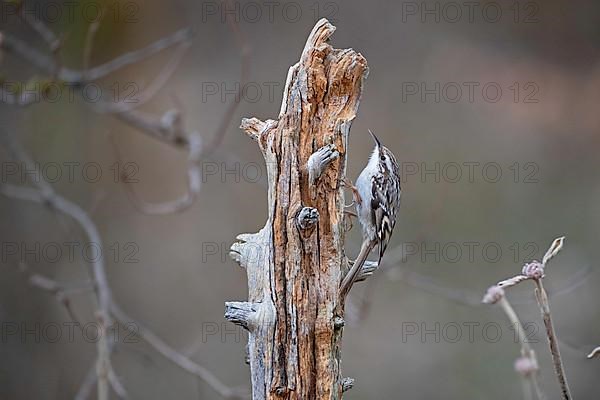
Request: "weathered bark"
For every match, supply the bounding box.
[226,19,368,400]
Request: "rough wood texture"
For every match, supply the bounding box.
[226,19,368,400]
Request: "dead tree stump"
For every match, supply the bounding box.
[226,18,369,400]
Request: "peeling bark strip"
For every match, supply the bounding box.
[226,19,368,400]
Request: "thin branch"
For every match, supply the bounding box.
[110,131,203,215]
[112,109,188,146]
[74,362,98,400]
[16,3,60,51]
[108,365,129,399]
[110,0,251,214]
[0,28,193,84]
[82,10,192,117]
[18,262,92,294]
[2,3,251,216]
[110,303,249,399]
[95,41,191,115]
[0,33,56,75]
[74,340,126,400]
[15,262,90,325]
[83,8,104,72]
[1,135,112,400]
[1,134,242,398]
[81,27,193,83]
[0,4,250,396]
[199,7,251,158]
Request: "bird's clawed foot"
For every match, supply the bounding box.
[343,210,357,232]
[341,177,362,208]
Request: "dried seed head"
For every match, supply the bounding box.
[522,261,544,280]
[482,285,505,304]
[514,356,538,377]
[542,236,565,265]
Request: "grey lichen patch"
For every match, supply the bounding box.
[341,377,354,392]
[296,206,319,230]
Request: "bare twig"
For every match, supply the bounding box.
[1,5,249,396]
[108,365,129,399]
[526,237,571,400]
[82,27,193,83]
[110,130,203,215]
[110,303,248,399]
[0,28,193,84]
[112,108,188,147]
[200,2,251,158]
[74,363,99,400]
[2,1,251,215]
[74,339,127,400]
[1,136,112,400]
[16,262,90,324]
[109,1,250,214]
[110,20,248,214]
[83,8,104,72]
[16,2,60,51]
[1,134,241,399]
[96,41,191,114]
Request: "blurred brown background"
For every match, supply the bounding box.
[1,0,600,399]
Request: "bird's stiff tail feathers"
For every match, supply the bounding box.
[339,240,376,300]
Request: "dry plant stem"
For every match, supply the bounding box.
[534,279,572,400]
[227,18,368,399]
[498,297,545,400]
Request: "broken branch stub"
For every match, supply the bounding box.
[225,18,368,400]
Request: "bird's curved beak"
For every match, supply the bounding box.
[368,129,381,147]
